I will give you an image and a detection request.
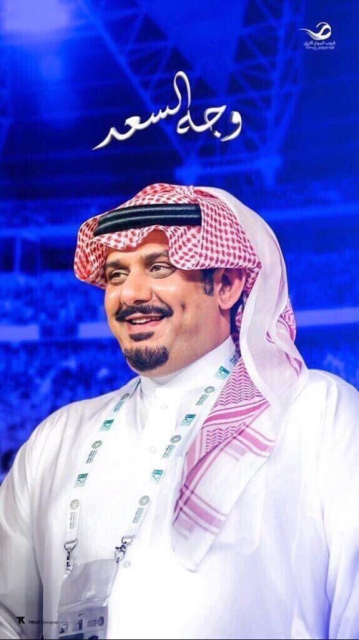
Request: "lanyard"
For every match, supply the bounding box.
[64,350,238,573]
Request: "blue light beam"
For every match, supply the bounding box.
[5,0,69,34]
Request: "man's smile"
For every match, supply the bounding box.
[103,231,244,375]
[125,315,166,334]
[114,302,173,339]
[125,313,165,325]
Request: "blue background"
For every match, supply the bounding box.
[0,0,358,479]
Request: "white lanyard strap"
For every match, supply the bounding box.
[63,379,140,572]
[64,350,238,572]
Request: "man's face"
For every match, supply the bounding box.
[104,230,230,376]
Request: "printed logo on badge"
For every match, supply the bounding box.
[180,413,196,426]
[151,469,164,483]
[75,473,88,487]
[170,435,182,444]
[204,386,215,393]
[70,499,80,510]
[215,366,230,379]
[92,440,102,449]
[100,419,114,431]
[139,495,150,506]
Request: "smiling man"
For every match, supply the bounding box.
[0,183,358,640]
[104,231,245,374]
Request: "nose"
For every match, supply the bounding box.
[119,271,153,307]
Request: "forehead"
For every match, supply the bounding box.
[105,230,170,265]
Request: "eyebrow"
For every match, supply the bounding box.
[104,250,170,271]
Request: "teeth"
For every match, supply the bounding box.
[129,317,162,325]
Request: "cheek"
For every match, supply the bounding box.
[104,288,119,317]
[177,297,208,333]
[184,293,217,329]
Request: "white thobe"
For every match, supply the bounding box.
[0,335,359,640]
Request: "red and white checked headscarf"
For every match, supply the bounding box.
[75,183,308,569]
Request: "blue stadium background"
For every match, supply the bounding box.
[0,0,358,480]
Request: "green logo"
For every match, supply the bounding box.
[100,419,114,431]
[180,414,196,426]
[215,366,230,380]
[75,473,88,487]
[151,469,164,483]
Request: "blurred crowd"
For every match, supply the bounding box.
[0,272,105,328]
[0,340,135,480]
[0,248,358,331]
[285,249,359,309]
[0,198,115,228]
[1,336,358,480]
[1,178,357,228]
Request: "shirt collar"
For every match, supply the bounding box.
[139,335,236,398]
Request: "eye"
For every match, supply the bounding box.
[149,263,174,276]
[106,270,127,283]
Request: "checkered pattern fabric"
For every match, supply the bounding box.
[74,183,260,297]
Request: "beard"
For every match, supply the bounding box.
[123,344,170,372]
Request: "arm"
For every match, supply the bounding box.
[0,437,42,640]
[318,377,359,640]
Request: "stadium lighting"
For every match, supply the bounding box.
[5,0,69,34]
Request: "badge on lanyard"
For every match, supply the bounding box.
[58,558,118,640]
[59,352,236,637]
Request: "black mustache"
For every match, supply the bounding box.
[115,303,174,323]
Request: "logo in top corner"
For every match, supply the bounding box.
[300,22,335,50]
[300,22,331,41]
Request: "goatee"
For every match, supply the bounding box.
[123,345,170,372]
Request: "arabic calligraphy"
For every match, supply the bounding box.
[93,71,242,149]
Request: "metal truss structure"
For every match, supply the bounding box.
[80,0,305,188]
[73,0,305,189]
[2,0,305,192]
[75,0,191,161]
[186,0,306,191]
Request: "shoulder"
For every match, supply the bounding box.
[289,368,359,423]
[278,369,359,468]
[287,369,359,484]
[299,373,359,540]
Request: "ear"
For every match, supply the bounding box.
[215,268,246,311]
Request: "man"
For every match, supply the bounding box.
[0,183,358,640]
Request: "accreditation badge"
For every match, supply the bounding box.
[57,558,118,639]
